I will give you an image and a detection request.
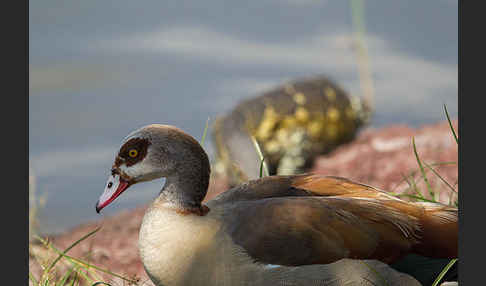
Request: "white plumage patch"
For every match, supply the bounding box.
[120,160,152,179]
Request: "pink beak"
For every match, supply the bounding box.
[96,173,131,213]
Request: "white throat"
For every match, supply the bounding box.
[138,199,221,285]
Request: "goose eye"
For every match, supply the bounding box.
[128,149,138,158]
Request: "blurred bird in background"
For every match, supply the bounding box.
[212,0,376,186]
[211,76,372,186]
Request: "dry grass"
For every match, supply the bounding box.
[29,168,140,286]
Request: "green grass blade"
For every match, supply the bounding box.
[92,282,112,286]
[65,253,135,284]
[389,193,440,204]
[424,162,457,193]
[397,160,457,203]
[48,227,101,271]
[56,265,77,286]
[412,137,434,199]
[36,234,126,285]
[200,117,210,146]
[29,271,39,285]
[429,161,457,167]
[250,136,269,177]
[350,0,375,112]
[431,258,457,286]
[48,249,137,284]
[70,272,78,286]
[444,104,458,144]
[400,172,425,199]
[259,158,266,178]
[36,235,96,285]
[72,267,92,285]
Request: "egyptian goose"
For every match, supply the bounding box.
[211,76,371,184]
[96,124,457,286]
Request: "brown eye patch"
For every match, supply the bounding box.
[116,137,151,167]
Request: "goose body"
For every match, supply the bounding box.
[96,124,457,286]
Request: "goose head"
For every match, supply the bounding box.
[95,124,210,213]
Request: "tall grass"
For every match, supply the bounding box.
[388,106,458,207]
[389,105,458,285]
[351,0,375,112]
[251,135,269,178]
[29,168,141,286]
[200,117,210,147]
[29,228,141,286]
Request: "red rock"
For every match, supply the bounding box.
[313,120,458,205]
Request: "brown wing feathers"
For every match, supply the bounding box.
[291,174,399,199]
[223,174,458,267]
[410,203,458,258]
[290,174,458,260]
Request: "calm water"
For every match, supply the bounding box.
[29,0,458,234]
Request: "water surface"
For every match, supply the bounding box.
[29,0,458,234]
